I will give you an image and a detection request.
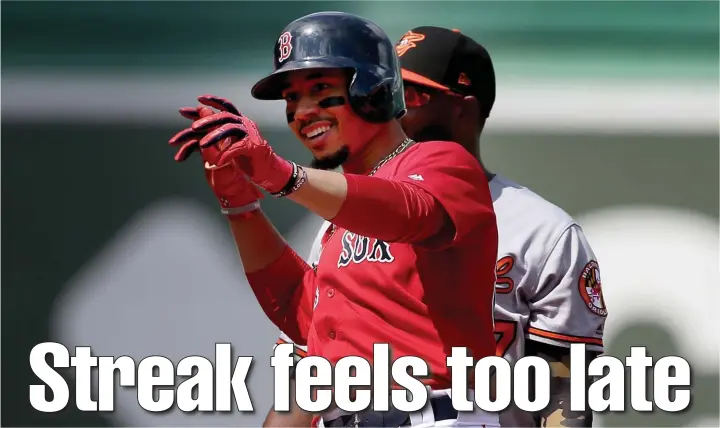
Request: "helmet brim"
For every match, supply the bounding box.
[250,58,360,100]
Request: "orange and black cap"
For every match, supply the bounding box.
[396,26,496,118]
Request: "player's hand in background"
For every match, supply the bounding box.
[189,95,295,195]
[169,95,263,216]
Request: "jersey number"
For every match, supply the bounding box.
[494,320,517,357]
[493,255,518,356]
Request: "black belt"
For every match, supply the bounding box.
[322,395,457,427]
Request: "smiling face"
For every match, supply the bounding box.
[281,68,377,170]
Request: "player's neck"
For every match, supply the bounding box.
[462,130,494,181]
[342,122,409,175]
[480,160,495,181]
[473,150,494,182]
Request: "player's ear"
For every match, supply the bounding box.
[458,95,480,122]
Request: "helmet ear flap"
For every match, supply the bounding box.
[349,70,404,123]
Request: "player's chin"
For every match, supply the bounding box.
[310,144,349,170]
[310,147,340,165]
[307,134,341,158]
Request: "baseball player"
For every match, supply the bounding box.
[266,26,608,428]
[169,12,500,428]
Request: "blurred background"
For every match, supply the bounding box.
[2,1,718,427]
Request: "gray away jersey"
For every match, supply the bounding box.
[275,173,607,427]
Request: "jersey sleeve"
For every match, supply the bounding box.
[394,141,496,249]
[270,223,328,370]
[526,224,607,353]
[245,247,315,345]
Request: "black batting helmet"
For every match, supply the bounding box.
[250,11,406,123]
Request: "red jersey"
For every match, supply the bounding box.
[248,141,498,390]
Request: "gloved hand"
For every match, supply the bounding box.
[189,98,297,195]
[169,95,263,217]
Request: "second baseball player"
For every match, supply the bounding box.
[266,26,608,428]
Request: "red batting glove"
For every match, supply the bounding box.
[190,97,296,195]
[169,95,263,217]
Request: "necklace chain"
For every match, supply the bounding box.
[368,137,414,177]
[319,138,415,259]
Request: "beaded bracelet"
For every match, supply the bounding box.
[271,162,308,198]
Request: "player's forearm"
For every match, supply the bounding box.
[244,246,314,343]
[529,341,594,427]
[228,209,289,273]
[288,168,448,243]
[286,167,347,219]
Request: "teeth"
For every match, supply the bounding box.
[306,125,330,138]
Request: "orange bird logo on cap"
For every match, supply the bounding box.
[396,31,426,57]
